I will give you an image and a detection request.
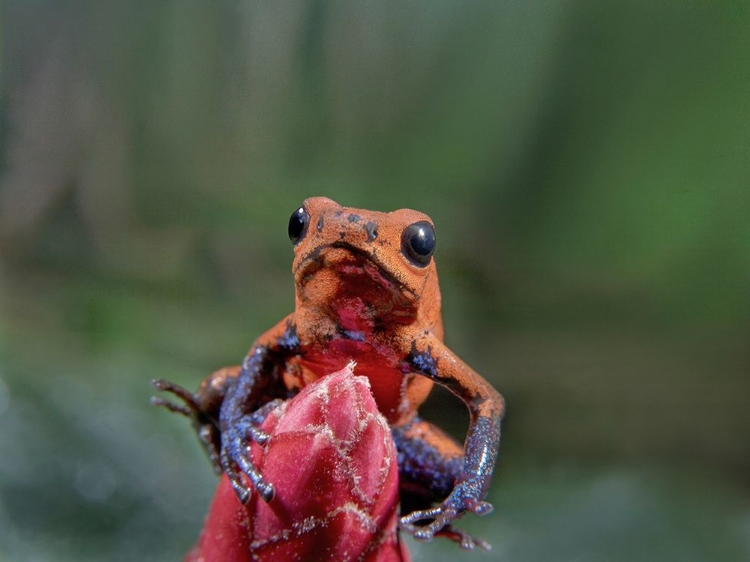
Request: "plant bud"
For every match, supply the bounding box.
[187,363,409,562]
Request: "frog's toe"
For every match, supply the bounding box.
[400,504,459,541]
[150,379,200,417]
[226,467,251,504]
[246,425,270,445]
[220,441,252,503]
[254,479,275,503]
[150,395,193,417]
[221,426,275,504]
[436,524,491,551]
[234,415,270,446]
[400,505,491,549]
[467,499,493,516]
[152,378,225,472]
[197,425,222,474]
[399,504,442,528]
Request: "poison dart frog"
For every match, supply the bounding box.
[153,197,505,549]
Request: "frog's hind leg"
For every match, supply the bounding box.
[392,417,463,503]
[152,365,241,473]
[393,417,491,550]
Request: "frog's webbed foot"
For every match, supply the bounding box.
[151,378,223,473]
[220,400,283,504]
[400,486,493,550]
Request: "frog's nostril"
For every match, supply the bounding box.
[365,221,378,242]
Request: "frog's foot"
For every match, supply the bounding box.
[221,418,274,504]
[220,400,283,504]
[435,524,491,551]
[400,490,493,549]
[151,378,200,417]
[151,378,222,472]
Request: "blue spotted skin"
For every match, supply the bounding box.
[276,324,300,351]
[407,344,439,378]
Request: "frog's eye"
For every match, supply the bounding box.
[401,221,436,267]
[288,206,310,245]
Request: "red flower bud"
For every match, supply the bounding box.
[186,363,409,562]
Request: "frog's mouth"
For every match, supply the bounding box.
[294,242,417,302]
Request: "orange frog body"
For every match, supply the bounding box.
[154,197,505,549]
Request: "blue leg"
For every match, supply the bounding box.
[219,346,290,503]
[393,417,492,550]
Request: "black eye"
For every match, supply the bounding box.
[401,221,436,267]
[288,206,310,245]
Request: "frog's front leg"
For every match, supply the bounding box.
[152,315,298,485]
[399,336,505,542]
[219,348,283,502]
[219,316,301,504]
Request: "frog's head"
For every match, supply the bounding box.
[288,197,441,325]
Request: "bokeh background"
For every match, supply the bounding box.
[1,2,749,561]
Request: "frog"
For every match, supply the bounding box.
[153,197,505,550]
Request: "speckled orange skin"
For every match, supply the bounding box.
[285,197,442,424]
[155,197,505,549]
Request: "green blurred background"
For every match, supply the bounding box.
[1,2,748,561]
